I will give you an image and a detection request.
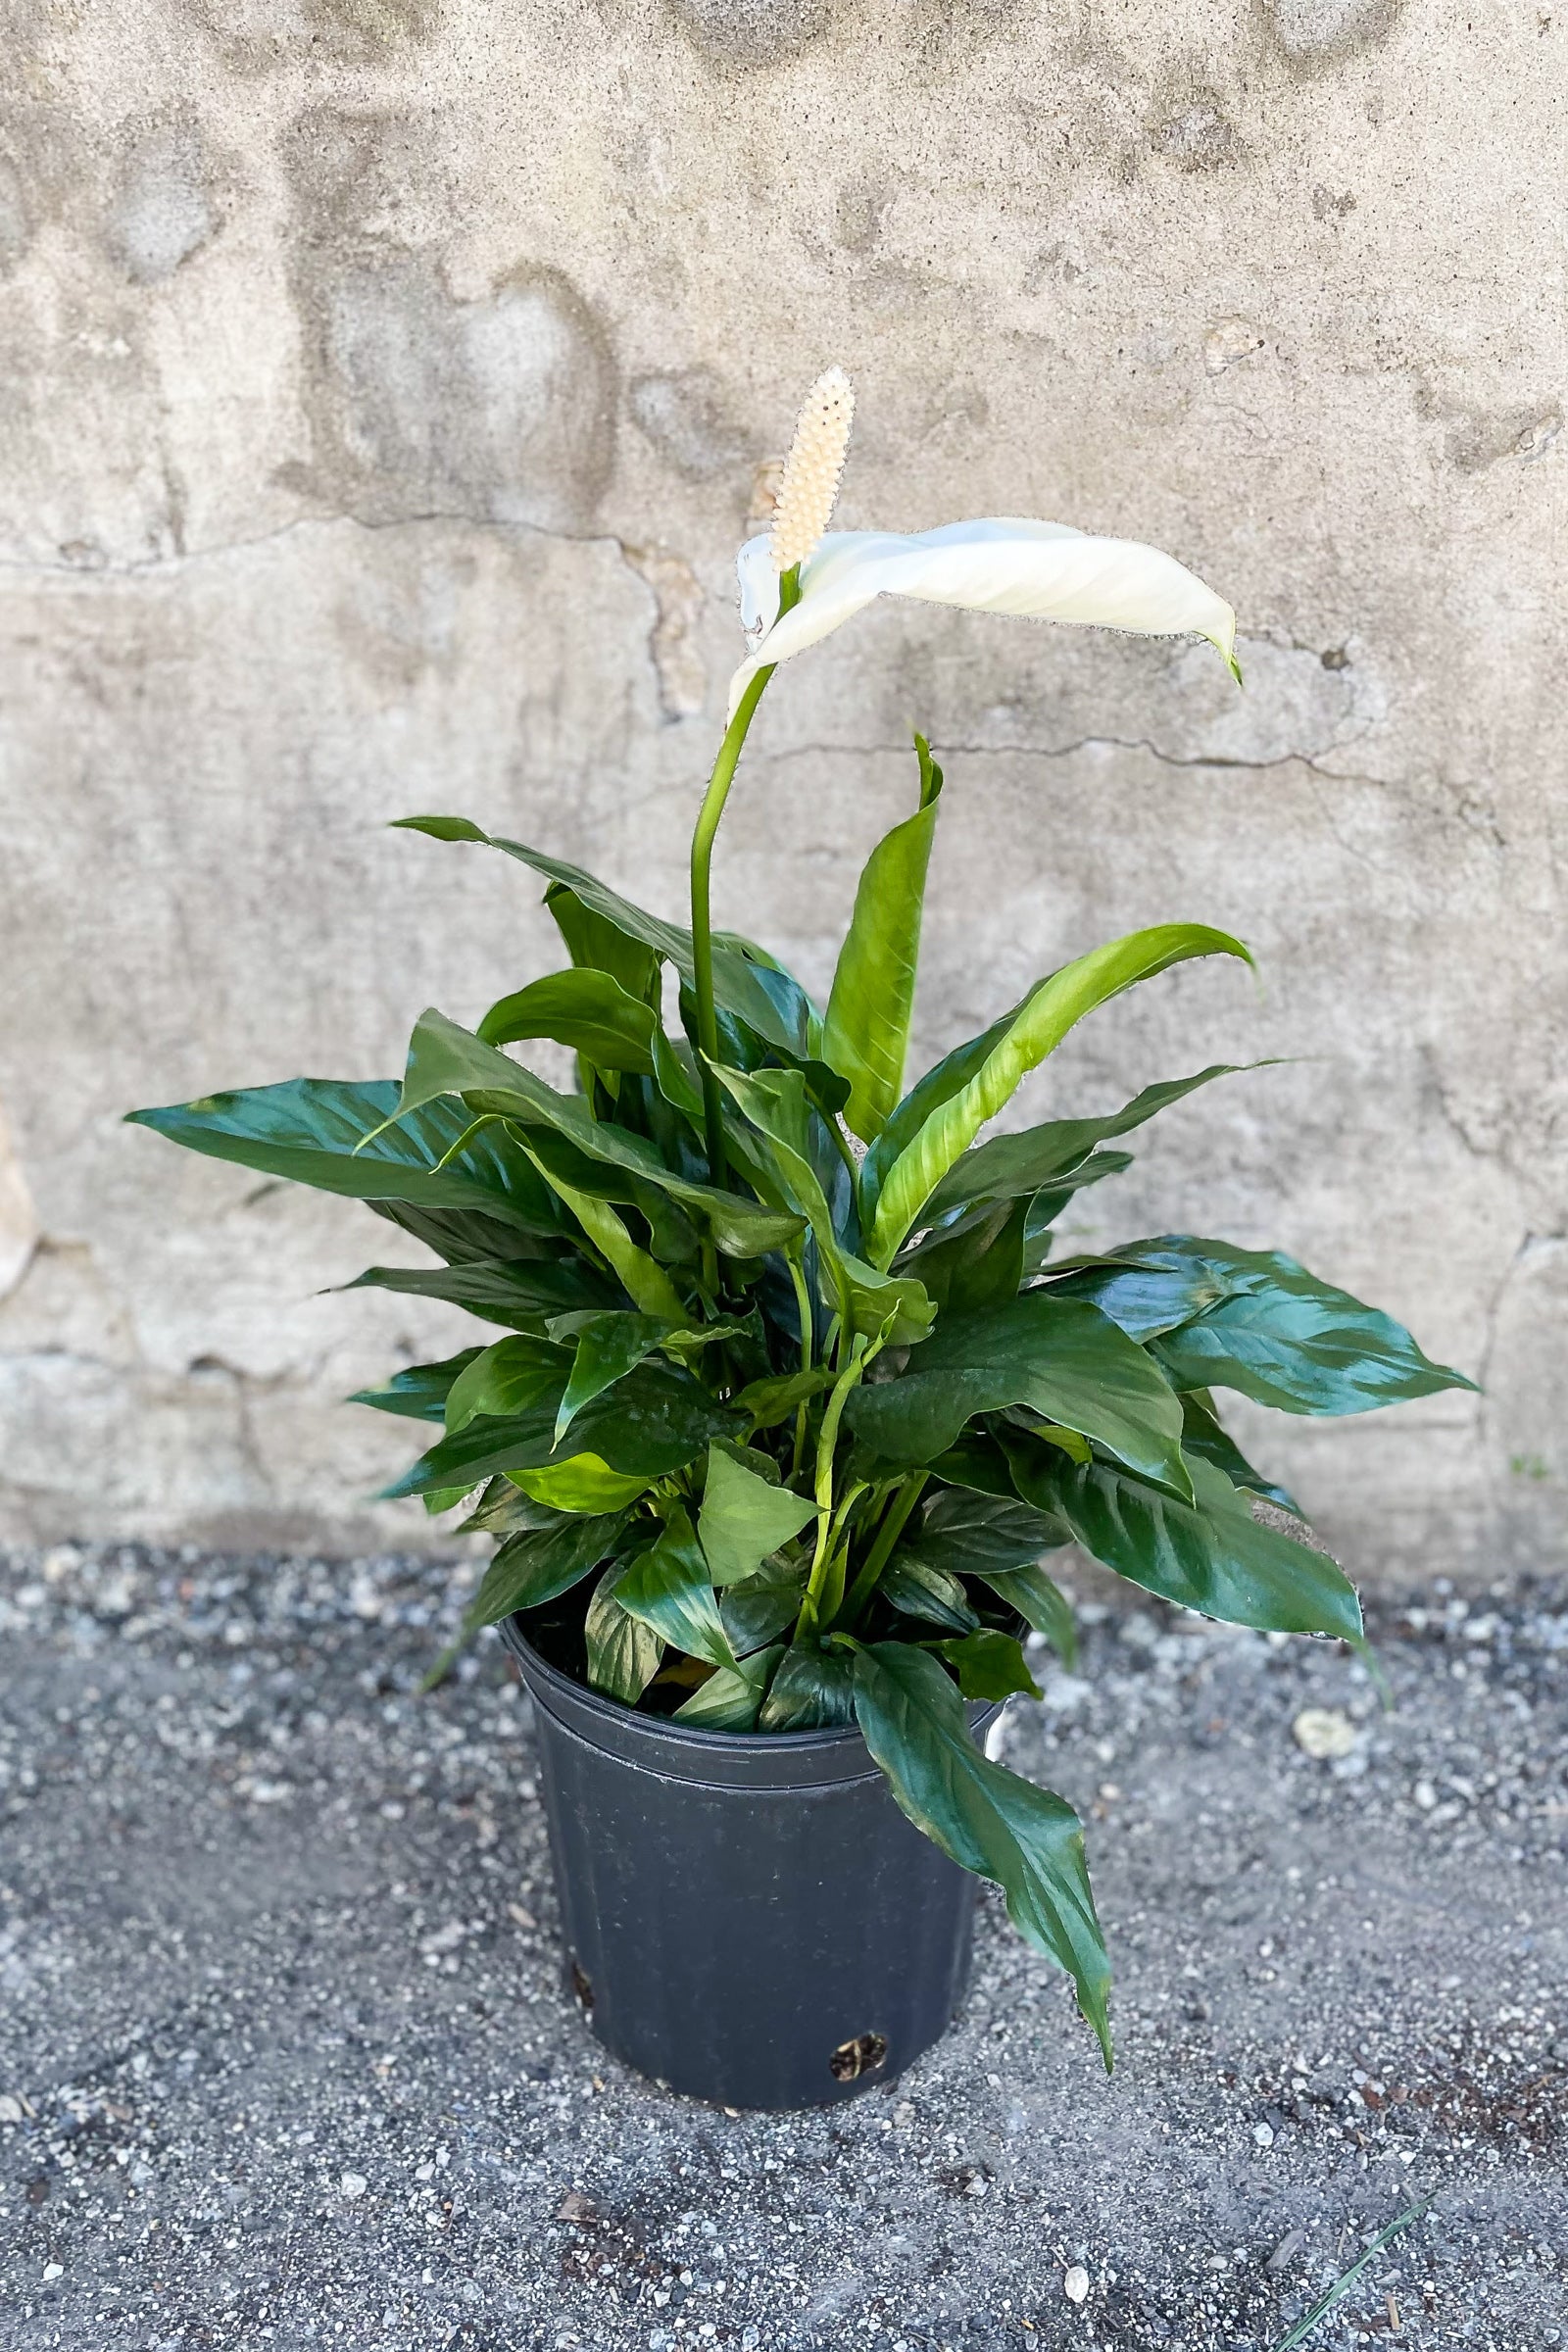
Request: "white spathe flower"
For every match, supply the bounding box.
[729,515,1239,720]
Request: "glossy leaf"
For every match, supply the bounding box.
[758,1641,858,1730]
[900,1200,1026,1320]
[126,1077,564,1236]
[342,1252,620,1330]
[393,1009,805,1261]
[508,1455,654,1513]
[920,1064,1258,1223]
[1019,1450,1362,1640]
[860,1002,1021,1228]
[733,1364,836,1433]
[821,736,944,1143]
[852,1642,1111,2063]
[384,1355,732,1497]
[672,1644,785,1731]
[847,1293,1191,1495]
[350,1350,482,1423]
[981,1564,1077,1666]
[881,1554,981,1633]
[720,1564,809,1657]
[902,1485,1070,1576]
[394,815,809,1062]
[1051,1236,1476,1415]
[549,1312,671,1442]
[934,1629,1043,1701]
[545,880,660,1003]
[613,1509,735,1668]
[445,1336,568,1434]
[1179,1390,1299,1515]
[865,926,1252,1266]
[697,1445,815,1588]
[463,1510,626,1628]
[456,1477,566,1537]
[584,1560,663,1704]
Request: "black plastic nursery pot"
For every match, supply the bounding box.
[499,1616,1002,2111]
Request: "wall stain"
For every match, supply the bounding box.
[105,119,220,285]
[1257,0,1403,74]
[629,368,752,483]
[177,0,440,73]
[1149,87,1239,173]
[662,0,837,69]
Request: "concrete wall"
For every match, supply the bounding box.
[2,0,1563,1580]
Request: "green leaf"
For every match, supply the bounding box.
[697,1444,815,1588]
[934,1630,1043,1702]
[847,1293,1191,1495]
[1019,1450,1363,1640]
[923,1434,1027,1499]
[394,816,809,1063]
[584,1557,664,1704]
[1057,1237,1480,1414]
[852,1643,1111,2064]
[720,1563,809,1657]
[445,1337,568,1434]
[508,1455,654,1513]
[350,1349,482,1423]
[860,1002,1022,1230]
[464,1511,626,1627]
[342,1252,620,1330]
[551,1311,670,1443]
[757,1641,858,1730]
[821,735,944,1144]
[545,881,660,1004]
[920,1064,1260,1223]
[613,1508,735,1667]
[393,1009,806,1261]
[126,1077,564,1236]
[478,968,658,1070]
[903,1485,1069,1575]
[864,926,1252,1266]
[899,1200,1027,1320]
[456,1477,566,1536]
[881,1554,981,1633]
[733,1364,836,1433]
[1179,1390,1300,1515]
[980,1565,1077,1668]
[672,1644,785,1730]
[383,1354,732,1498]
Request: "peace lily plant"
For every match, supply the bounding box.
[132,370,1471,2067]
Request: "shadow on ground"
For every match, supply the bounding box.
[1,1545,1564,2349]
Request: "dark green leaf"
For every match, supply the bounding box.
[1049,1236,1477,1415]
[697,1444,815,1587]
[444,1337,568,1434]
[613,1509,734,1667]
[545,880,660,1003]
[126,1077,564,1236]
[758,1641,858,1730]
[394,1009,806,1260]
[733,1364,836,1432]
[551,1312,671,1443]
[342,1252,620,1329]
[847,1293,1190,1495]
[456,1477,567,1536]
[881,1554,981,1633]
[852,1643,1111,2063]
[865,926,1252,1266]
[979,1565,1077,1668]
[821,736,944,1144]
[1179,1391,1299,1514]
[393,816,809,1062]
[905,1485,1070,1575]
[350,1349,482,1423]
[584,1559,664,1705]
[1024,1451,1363,1639]
[920,1065,1259,1222]
[899,1200,1026,1319]
[720,1564,809,1657]
[672,1644,785,1730]
[924,1435,1027,1499]
[464,1511,625,1628]
[934,1630,1043,1702]
[381,1354,732,1498]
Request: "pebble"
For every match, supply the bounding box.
[43,2262,64,2280]
[340,2172,368,2198]
[1292,1707,1358,1760]
[1062,2265,1090,2304]
[1252,2122,1274,2147]
[0,2094,25,2123]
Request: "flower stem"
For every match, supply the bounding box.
[839,1469,928,1630]
[688,566,801,1191]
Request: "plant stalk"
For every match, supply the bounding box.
[840,1468,928,1629]
[688,568,801,1192]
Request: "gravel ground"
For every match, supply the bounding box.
[1,1541,1564,2352]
